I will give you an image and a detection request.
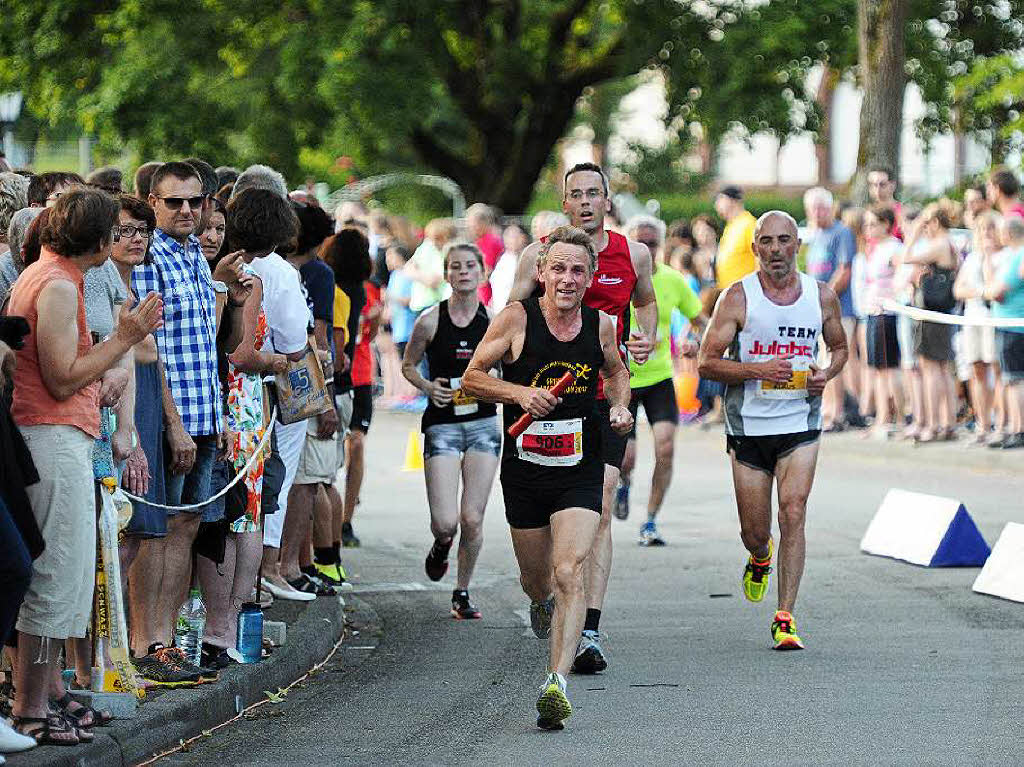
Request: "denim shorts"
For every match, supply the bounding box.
[164,434,217,516]
[423,417,501,459]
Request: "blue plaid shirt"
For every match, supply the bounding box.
[132,229,222,436]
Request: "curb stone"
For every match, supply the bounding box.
[11,595,348,767]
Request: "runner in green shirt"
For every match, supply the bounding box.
[616,216,705,545]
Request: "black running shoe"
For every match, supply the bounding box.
[450,592,482,620]
[132,647,202,688]
[571,631,608,674]
[425,538,452,581]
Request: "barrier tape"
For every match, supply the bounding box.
[119,408,277,512]
[881,300,1024,328]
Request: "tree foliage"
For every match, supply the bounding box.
[1,0,1021,210]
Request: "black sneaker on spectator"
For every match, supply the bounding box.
[1002,432,1024,449]
[159,645,218,683]
[200,642,236,671]
[132,645,202,688]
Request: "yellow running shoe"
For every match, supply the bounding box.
[742,539,773,602]
[771,610,805,650]
[536,672,572,730]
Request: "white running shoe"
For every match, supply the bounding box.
[260,577,315,602]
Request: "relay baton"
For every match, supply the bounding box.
[507,371,576,438]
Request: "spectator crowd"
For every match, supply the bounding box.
[0,154,1021,755]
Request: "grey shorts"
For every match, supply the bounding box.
[423,417,501,459]
[16,425,97,639]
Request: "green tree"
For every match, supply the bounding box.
[0,1,724,211]
[953,53,1024,164]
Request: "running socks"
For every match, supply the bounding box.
[583,608,601,633]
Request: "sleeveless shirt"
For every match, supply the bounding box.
[724,271,823,437]
[421,300,497,430]
[9,249,100,437]
[501,297,603,472]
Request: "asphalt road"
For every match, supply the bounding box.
[162,410,1022,767]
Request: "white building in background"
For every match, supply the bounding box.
[565,69,996,197]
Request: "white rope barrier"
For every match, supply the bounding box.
[119,408,277,511]
[881,300,1024,328]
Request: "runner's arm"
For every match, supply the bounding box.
[697,284,789,385]
[507,241,542,302]
[401,306,442,395]
[809,284,848,395]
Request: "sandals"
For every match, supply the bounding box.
[287,574,334,597]
[14,713,81,747]
[54,692,113,729]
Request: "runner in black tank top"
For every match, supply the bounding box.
[421,301,497,431]
[402,244,500,621]
[461,227,633,731]
[500,296,604,505]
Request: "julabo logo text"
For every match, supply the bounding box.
[748,340,813,357]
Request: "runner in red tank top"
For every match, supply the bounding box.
[508,162,657,675]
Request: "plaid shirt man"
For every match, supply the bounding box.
[132,228,222,436]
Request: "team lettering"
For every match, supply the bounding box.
[777,326,817,340]
[748,339,814,357]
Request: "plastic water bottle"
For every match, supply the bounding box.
[174,588,206,667]
[236,602,264,664]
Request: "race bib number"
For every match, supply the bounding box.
[758,362,810,400]
[449,377,478,417]
[516,418,583,467]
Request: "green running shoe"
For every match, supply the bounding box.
[742,539,773,603]
[536,672,571,730]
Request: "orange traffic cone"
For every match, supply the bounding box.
[402,429,424,471]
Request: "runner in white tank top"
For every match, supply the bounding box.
[699,211,848,651]
[724,270,823,436]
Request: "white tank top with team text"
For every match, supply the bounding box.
[724,271,823,436]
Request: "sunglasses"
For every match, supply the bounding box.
[155,195,206,210]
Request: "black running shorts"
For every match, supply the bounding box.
[501,461,603,530]
[350,384,373,434]
[726,430,821,476]
[595,398,627,469]
[627,377,679,437]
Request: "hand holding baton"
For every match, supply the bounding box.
[507,371,576,438]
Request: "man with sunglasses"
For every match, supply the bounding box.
[131,161,227,670]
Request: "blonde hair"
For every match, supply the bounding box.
[537,225,597,274]
[425,217,457,244]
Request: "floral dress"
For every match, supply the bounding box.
[225,309,269,533]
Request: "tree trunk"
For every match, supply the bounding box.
[853,0,909,203]
[814,66,838,186]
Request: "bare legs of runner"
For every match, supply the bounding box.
[731,441,819,613]
[512,509,601,675]
[620,421,676,520]
[424,451,498,590]
[581,465,617,616]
